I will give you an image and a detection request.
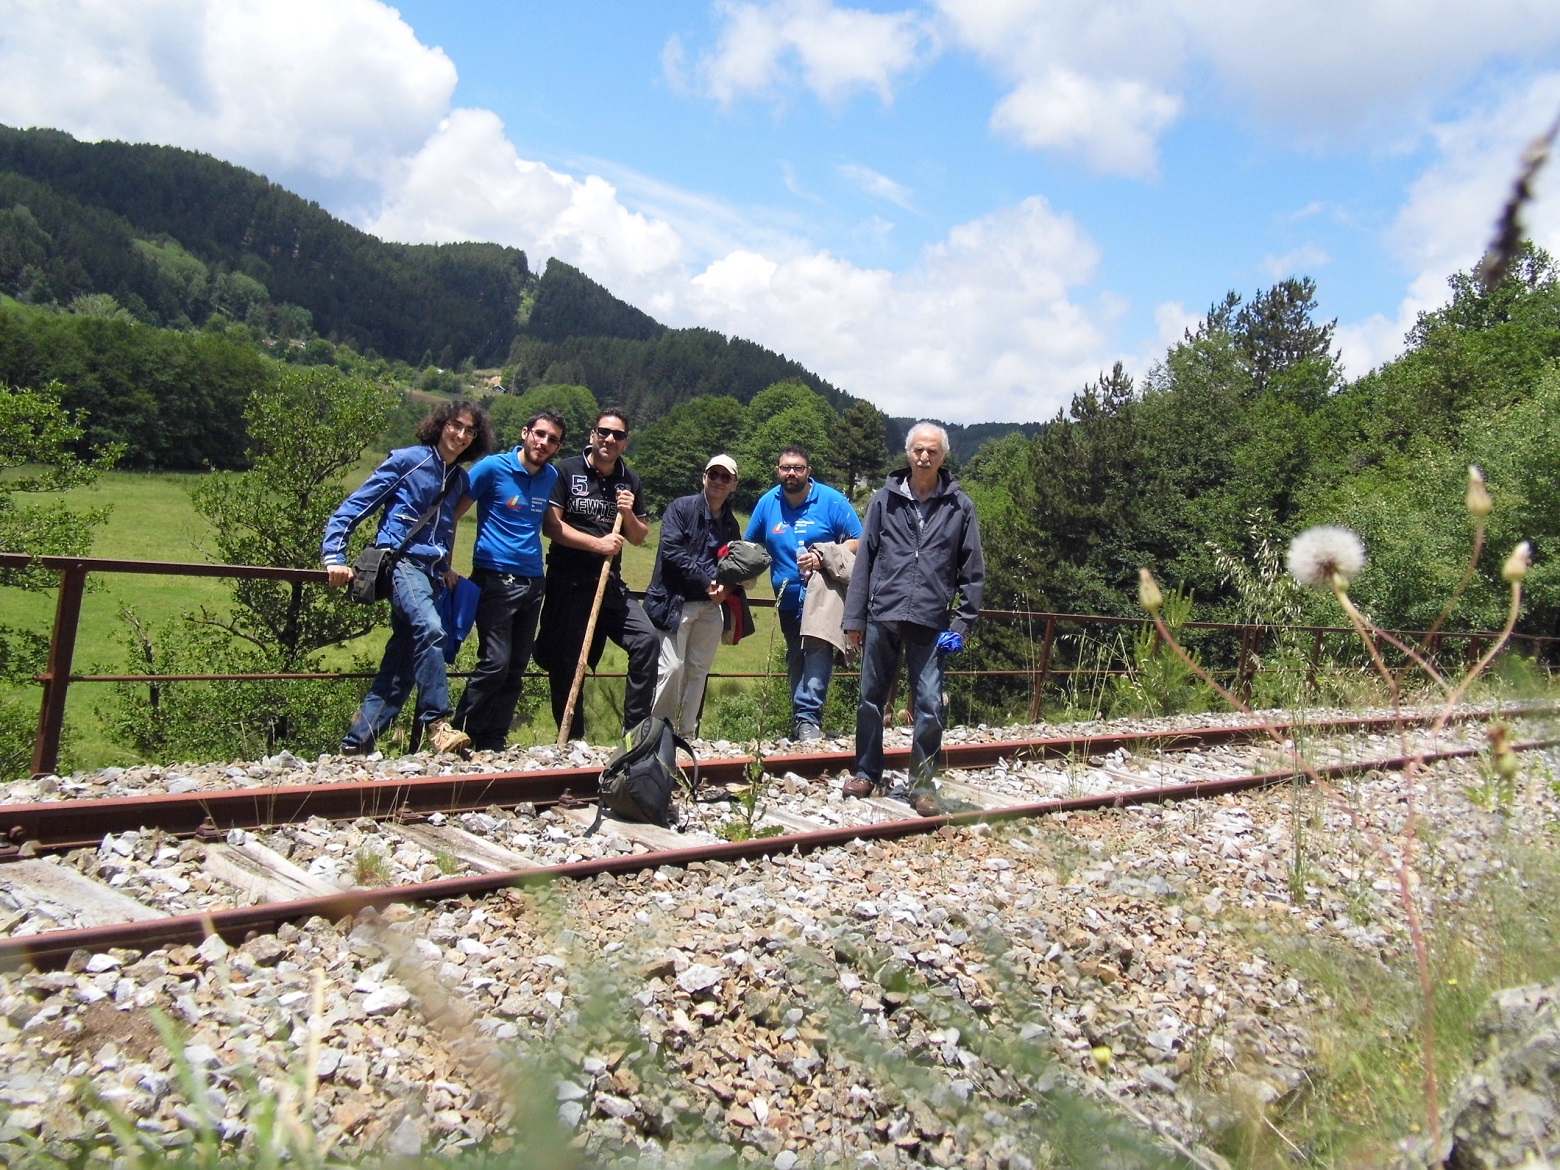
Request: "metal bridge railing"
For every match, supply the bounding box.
[9,554,1556,777]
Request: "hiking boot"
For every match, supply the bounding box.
[910,791,942,818]
[339,739,372,757]
[795,722,823,743]
[842,774,875,799]
[427,720,471,755]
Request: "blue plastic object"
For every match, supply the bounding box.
[437,576,482,664]
[935,630,964,655]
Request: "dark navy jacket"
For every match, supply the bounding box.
[644,492,740,633]
[321,444,468,574]
[843,467,985,638]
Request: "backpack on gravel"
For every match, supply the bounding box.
[586,716,699,835]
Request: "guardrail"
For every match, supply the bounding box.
[9,554,1557,777]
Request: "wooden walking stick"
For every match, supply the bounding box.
[556,512,624,748]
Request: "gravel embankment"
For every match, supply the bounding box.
[0,705,1554,1167]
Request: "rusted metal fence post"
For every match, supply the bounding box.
[1027,615,1057,723]
[32,563,87,778]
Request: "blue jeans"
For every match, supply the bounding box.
[854,620,946,791]
[343,559,452,750]
[779,608,835,731]
[453,569,545,751]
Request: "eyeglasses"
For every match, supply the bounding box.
[705,469,734,482]
[594,426,628,441]
[777,464,808,473]
[529,429,563,446]
[445,420,476,436]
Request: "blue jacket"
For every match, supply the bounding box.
[644,492,740,633]
[321,444,468,573]
[844,467,985,638]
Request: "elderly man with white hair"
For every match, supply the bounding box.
[841,421,985,816]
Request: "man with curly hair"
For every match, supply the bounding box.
[323,399,494,756]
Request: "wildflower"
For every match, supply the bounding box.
[1137,567,1163,614]
[1502,541,1531,584]
[1286,526,1367,590]
[1466,466,1493,519]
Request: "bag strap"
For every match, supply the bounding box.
[671,731,699,795]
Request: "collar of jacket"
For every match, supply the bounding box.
[888,466,955,500]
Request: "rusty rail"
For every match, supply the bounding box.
[14,555,1560,778]
[3,732,1552,972]
[0,707,1541,856]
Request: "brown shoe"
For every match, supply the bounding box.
[427,720,471,755]
[842,774,875,799]
[911,792,942,817]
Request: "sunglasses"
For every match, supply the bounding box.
[594,426,628,441]
[705,468,734,482]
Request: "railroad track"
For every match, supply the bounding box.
[0,706,1551,970]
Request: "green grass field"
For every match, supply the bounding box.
[13,463,788,770]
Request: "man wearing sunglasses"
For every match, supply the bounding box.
[535,407,659,740]
[644,454,742,737]
[448,409,567,752]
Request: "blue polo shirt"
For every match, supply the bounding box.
[467,449,558,576]
[745,480,862,612]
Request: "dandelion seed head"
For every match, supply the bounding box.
[1503,541,1531,584]
[1287,526,1367,590]
[1467,466,1492,519]
[1137,567,1163,614]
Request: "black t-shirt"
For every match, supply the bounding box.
[546,451,648,579]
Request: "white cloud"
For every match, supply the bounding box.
[989,69,1181,178]
[1337,73,1560,378]
[684,196,1111,421]
[1261,244,1331,280]
[678,0,932,106]
[837,163,915,209]
[1178,0,1560,137]
[943,0,1560,157]
[0,0,455,190]
[362,109,686,310]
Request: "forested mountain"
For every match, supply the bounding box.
[0,125,530,364]
[1,125,1032,453]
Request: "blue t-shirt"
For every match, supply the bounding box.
[744,481,863,612]
[467,449,559,576]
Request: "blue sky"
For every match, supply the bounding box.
[3,1,1559,423]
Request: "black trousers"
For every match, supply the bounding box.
[534,571,660,741]
[452,569,545,751]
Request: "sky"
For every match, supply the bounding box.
[2,1,1560,425]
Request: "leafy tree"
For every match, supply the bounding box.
[732,380,838,507]
[632,395,746,512]
[187,366,399,670]
[834,400,887,496]
[497,383,599,451]
[111,367,398,760]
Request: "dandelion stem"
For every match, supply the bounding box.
[1441,580,1524,719]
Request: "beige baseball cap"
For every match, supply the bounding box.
[705,454,738,476]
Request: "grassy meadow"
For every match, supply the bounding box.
[13,459,787,771]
